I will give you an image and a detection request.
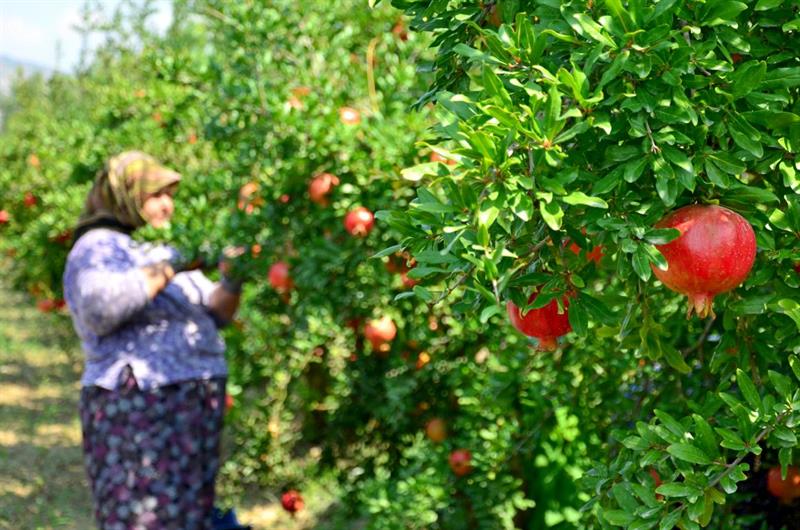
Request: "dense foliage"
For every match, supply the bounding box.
[0,0,799,529]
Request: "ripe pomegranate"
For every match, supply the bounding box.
[566,228,603,264]
[225,393,234,413]
[237,182,264,214]
[51,230,73,246]
[449,449,472,477]
[400,271,418,289]
[187,132,197,144]
[308,173,340,206]
[279,194,290,204]
[391,19,408,41]
[37,299,65,313]
[268,262,293,291]
[425,418,447,443]
[23,192,37,208]
[793,263,800,275]
[731,53,743,63]
[507,289,572,351]
[415,351,431,370]
[767,466,800,502]
[344,206,374,237]
[652,204,756,319]
[27,154,40,168]
[339,106,361,125]
[292,86,311,98]
[287,96,303,110]
[0,210,9,224]
[364,316,396,352]
[281,490,304,514]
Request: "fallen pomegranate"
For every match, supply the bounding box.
[308,173,339,206]
[344,206,374,237]
[339,106,361,125]
[281,489,304,514]
[364,316,396,352]
[507,289,572,351]
[652,204,756,319]
[767,466,800,503]
[268,262,294,291]
[425,418,447,443]
[449,449,472,477]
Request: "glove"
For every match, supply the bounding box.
[167,249,206,274]
[218,245,247,294]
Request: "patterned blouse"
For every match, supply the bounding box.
[63,228,228,390]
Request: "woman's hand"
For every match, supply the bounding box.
[218,245,247,294]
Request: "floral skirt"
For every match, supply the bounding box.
[78,365,227,530]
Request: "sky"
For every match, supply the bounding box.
[0,0,172,73]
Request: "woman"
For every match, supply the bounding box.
[63,151,247,530]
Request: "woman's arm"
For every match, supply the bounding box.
[206,285,242,326]
[75,261,175,336]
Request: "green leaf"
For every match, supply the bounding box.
[644,228,680,245]
[773,426,797,446]
[632,246,652,281]
[768,370,793,399]
[659,509,683,530]
[569,13,618,48]
[755,0,785,10]
[702,1,748,26]
[561,191,608,208]
[604,510,636,526]
[715,427,746,451]
[568,296,588,336]
[650,0,681,21]
[789,355,800,382]
[540,200,563,230]
[663,343,691,374]
[655,409,686,437]
[371,244,403,259]
[731,61,767,99]
[727,116,763,158]
[667,443,712,465]
[706,152,745,175]
[693,415,720,459]
[482,66,512,107]
[722,186,779,204]
[736,368,762,412]
[656,482,703,498]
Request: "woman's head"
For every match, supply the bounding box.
[75,151,182,234]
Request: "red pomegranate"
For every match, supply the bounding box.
[344,207,374,237]
[308,173,339,206]
[0,210,9,224]
[23,192,37,208]
[652,204,756,319]
[430,151,456,166]
[281,489,304,514]
[566,228,603,264]
[767,466,800,502]
[224,393,234,413]
[268,262,293,291]
[507,289,572,351]
[400,271,418,289]
[449,449,472,477]
[339,106,361,125]
[364,316,396,352]
[425,418,447,443]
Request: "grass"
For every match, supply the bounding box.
[0,280,356,529]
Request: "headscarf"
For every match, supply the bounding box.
[72,151,182,244]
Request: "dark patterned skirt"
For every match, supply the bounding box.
[78,365,227,530]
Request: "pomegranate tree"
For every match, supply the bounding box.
[652,204,756,319]
[507,289,572,351]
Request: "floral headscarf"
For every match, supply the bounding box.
[73,151,181,240]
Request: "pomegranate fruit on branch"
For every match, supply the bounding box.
[651,204,756,319]
[507,288,572,351]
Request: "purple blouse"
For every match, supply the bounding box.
[63,228,228,390]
